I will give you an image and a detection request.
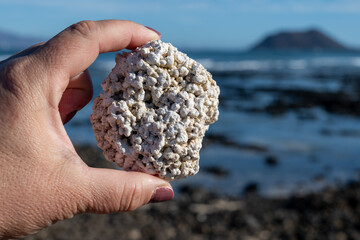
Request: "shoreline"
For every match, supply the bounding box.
[24,145,360,240]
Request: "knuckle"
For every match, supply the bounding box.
[0,58,32,93]
[68,20,97,38]
[2,58,26,77]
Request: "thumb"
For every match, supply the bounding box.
[82,168,173,213]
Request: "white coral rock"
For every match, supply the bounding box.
[90,40,220,180]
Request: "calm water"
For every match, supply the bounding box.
[2,49,360,197]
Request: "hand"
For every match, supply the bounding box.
[0,20,173,239]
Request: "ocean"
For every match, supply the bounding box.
[2,49,360,197]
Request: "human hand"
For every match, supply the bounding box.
[0,20,173,239]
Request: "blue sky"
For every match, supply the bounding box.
[1,0,360,50]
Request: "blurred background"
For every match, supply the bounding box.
[1,0,360,239]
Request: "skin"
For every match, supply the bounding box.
[0,20,173,239]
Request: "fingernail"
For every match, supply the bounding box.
[146,26,161,37]
[150,187,174,203]
[64,110,77,124]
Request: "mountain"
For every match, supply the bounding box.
[250,29,349,52]
[0,30,43,51]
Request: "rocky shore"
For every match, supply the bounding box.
[24,145,360,240]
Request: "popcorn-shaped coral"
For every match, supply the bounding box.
[90,40,219,180]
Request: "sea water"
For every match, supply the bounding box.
[2,50,360,197]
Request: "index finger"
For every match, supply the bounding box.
[32,20,161,93]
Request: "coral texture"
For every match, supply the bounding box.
[91,40,219,180]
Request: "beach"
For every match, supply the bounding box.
[12,49,360,239]
[23,145,360,240]
[1,2,360,238]
[63,50,360,197]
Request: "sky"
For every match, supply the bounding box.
[1,0,360,50]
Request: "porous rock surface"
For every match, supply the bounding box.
[90,40,219,180]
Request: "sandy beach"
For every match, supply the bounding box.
[23,145,360,240]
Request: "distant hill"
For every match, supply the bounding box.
[0,30,43,51]
[251,29,349,52]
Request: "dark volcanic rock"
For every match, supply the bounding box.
[24,146,360,240]
[251,29,348,51]
[202,165,230,178]
[243,182,259,195]
[265,155,279,167]
[204,133,269,152]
